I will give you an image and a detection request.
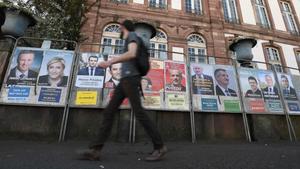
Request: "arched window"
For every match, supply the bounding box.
[101,24,125,55]
[265,47,283,72]
[187,34,210,63]
[149,30,168,60]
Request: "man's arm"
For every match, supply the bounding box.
[99,42,138,68]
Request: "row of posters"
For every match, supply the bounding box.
[1,49,299,115]
[71,55,190,110]
[0,47,74,106]
[239,68,300,114]
[190,63,241,112]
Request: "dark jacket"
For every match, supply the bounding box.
[192,74,214,95]
[216,85,237,97]
[6,67,38,86]
[38,75,68,87]
[77,67,105,76]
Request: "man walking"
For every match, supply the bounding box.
[78,20,167,161]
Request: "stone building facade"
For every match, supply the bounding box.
[82,0,300,72]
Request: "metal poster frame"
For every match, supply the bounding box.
[0,37,77,108]
[188,55,250,142]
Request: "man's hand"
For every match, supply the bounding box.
[98,61,112,68]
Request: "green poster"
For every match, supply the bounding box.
[224,100,241,112]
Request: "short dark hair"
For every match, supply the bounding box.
[17,50,35,62]
[281,75,288,81]
[88,55,98,61]
[121,20,135,32]
[248,76,257,83]
[214,68,226,78]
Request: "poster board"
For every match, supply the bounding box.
[191,63,241,113]
[0,47,75,106]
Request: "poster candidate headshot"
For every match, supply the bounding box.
[38,51,73,87]
[280,74,297,100]
[214,68,237,97]
[165,62,186,92]
[6,48,43,86]
[77,53,105,76]
[191,63,214,95]
[259,72,279,100]
[245,76,263,98]
[104,60,122,89]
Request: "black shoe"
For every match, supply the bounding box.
[76,148,101,161]
[145,145,167,161]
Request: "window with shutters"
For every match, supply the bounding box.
[222,0,239,24]
[266,47,283,72]
[186,0,202,15]
[149,0,167,9]
[254,0,271,29]
[280,1,299,35]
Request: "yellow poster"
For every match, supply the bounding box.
[142,93,162,109]
[75,91,98,105]
[166,93,188,110]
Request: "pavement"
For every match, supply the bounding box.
[0,140,299,169]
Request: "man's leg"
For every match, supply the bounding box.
[89,84,126,149]
[121,76,164,150]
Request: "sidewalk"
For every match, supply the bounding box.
[0,140,299,169]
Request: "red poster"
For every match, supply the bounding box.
[142,59,164,92]
[164,61,187,92]
[248,99,266,113]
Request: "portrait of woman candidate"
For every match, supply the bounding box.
[38,57,68,87]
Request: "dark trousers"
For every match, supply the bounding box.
[89,76,164,150]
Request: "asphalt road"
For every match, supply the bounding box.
[0,140,299,169]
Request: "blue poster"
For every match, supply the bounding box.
[201,98,218,111]
[287,102,300,112]
[267,100,283,113]
[38,88,62,103]
[7,87,30,101]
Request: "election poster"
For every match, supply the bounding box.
[213,65,241,113]
[142,92,163,109]
[277,73,300,114]
[0,48,75,106]
[257,70,283,114]
[36,50,74,105]
[190,63,215,95]
[291,74,300,115]
[165,93,189,110]
[142,59,164,92]
[104,55,121,89]
[164,61,187,93]
[238,68,266,113]
[0,47,43,104]
[75,53,105,88]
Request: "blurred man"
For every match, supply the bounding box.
[104,63,122,88]
[7,50,38,86]
[281,75,297,100]
[262,74,279,99]
[78,56,104,76]
[191,65,214,95]
[78,20,166,161]
[165,69,186,92]
[245,76,262,98]
[214,68,237,97]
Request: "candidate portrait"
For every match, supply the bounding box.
[191,65,214,95]
[77,55,105,76]
[6,50,42,86]
[214,68,237,97]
